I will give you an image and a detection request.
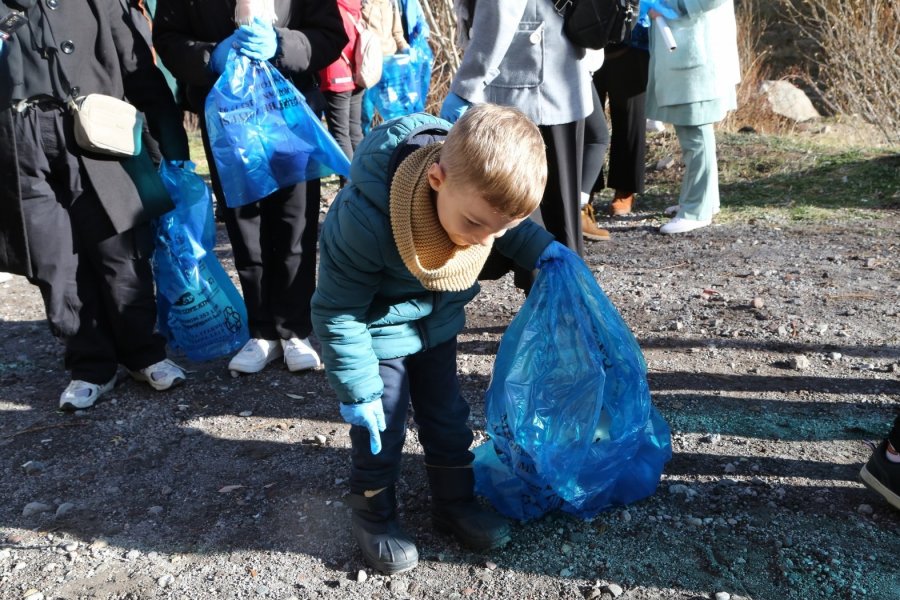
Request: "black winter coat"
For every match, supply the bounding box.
[0,0,189,277]
[152,0,347,116]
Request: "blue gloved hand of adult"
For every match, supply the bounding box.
[440,92,472,124]
[340,400,386,455]
[535,240,575,269]
[210,30,242,74]
[235,17,278,61]
[641,0,680,21]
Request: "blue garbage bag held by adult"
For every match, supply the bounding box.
[205,50,350,207]
[152,161,250,361]
[474,242,672,520]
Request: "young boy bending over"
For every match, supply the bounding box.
[311,104,555,574]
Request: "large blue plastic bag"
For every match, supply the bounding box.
[205,51,350,207]
[474,244,672,521]
[362,32,433,131]
[152,161,250,361]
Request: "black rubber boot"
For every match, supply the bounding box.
[427,466,512,551]
[347,486,418,574]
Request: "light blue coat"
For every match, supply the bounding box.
[646,0,740,124]
[311,113,554,406]
[450,0,592,126]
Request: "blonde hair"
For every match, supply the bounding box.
[440,104,547,219]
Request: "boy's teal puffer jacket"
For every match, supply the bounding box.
[311,112,554,406]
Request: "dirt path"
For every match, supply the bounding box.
[1,212,898,600]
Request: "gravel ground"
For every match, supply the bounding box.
[0,205,898,600]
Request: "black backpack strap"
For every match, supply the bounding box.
[386,123,450,183]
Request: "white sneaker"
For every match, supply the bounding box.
[59,376,116,410]
[129,358,186,391]
[228,338,283,375]
[659,217,712,235]
[282,337,322,372]
[665,204,720,217]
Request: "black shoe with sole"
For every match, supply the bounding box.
[860,440,900,510]
[347,486,418,574]
[427,466,511,551]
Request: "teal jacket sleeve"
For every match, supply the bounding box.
[493,218,555,271]
[311,190,386,406]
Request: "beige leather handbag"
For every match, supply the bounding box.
[70,94,144,157]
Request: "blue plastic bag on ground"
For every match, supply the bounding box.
[152,161,250,361]
[362,33,433,132]
[205,51,350,207]
[474,243,672,521]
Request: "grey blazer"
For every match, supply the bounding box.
[450,0,591,126]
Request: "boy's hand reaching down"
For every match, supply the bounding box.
[340,400,386,454]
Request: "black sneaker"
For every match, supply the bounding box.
[859,440,900,510]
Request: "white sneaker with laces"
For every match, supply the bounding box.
[129,358,186,391]
[228,338,283,375]
[282,337,322,372]
[659,216,712,235]
[59,376,116,410]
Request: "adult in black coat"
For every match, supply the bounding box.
[0,0,191,409]
[153,0,347,377]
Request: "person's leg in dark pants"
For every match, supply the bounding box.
[580,85,611,242]
[348,88,365,154]
[535,121,584,257]
[323,90,353,160]
[408,339,510,550]
[595,47,649,215]
[346,351,419,574]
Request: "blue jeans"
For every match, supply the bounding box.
[349,338,474,493]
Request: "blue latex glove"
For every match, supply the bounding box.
[440,92,472,124]
[641,0,680,21]
[235,17,278,61]
[340,400,386,455]
[535,240,575,269]
[210,30,242,74]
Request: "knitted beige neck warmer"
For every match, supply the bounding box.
[390,143,492,292]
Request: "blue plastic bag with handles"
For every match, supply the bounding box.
[205,51,350,207]
[474,242,672,521]
[152,161,249,361]
[362,32,433,132]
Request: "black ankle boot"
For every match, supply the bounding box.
[426,466,512,550]
[347,485,418,574]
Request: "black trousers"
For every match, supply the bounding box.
[15,107,166,384]
[349,338,474,493]
[479,120,584,291]
[890,415,900,451]
[323,89,364,161]
[201,123,320,341]
[592,46,649,194]
[582,84,610,197]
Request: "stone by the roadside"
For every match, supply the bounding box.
[485,560,498,570]
[356,569,367,583]
[0,549,10,560]
[22,591,44,600]
[751,297,765,309]
[387,579,408,594]
[22,502,53,517]
[314,434,328,445]
[125,549,141,560]
[55,502,75,517]
[157,574,175,588]
[857,504,874,515]
[655,156,675,170]
[61,542,78,552]
[21,460,45,475]
[788,355,810,370]
[238,411,253,417]
[605,583,624,598]
[715,593,731,600]
[89,539,108,550]
[829,352,842,361]
[148,506,164,515]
